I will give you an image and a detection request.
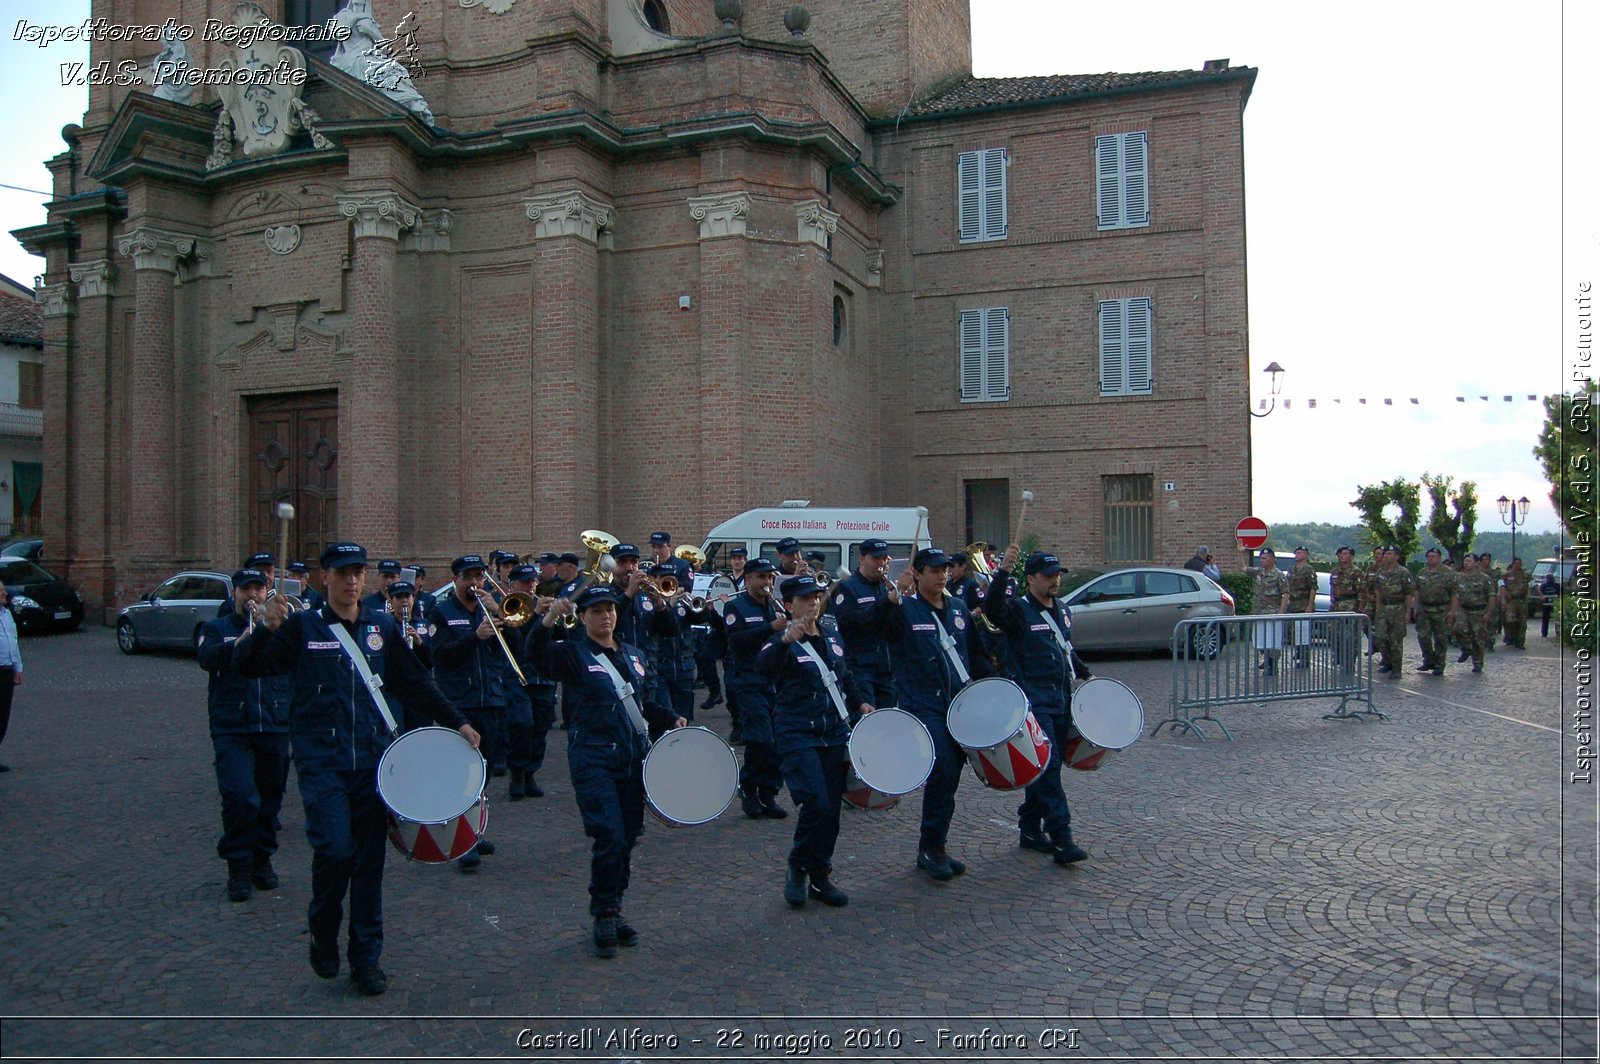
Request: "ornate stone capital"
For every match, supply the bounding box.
[524,191,614,247]
[795,199,838,248]
[117,227,202,273]
[688,191,750,239]
[402,209,453,253]
[36,282,72,318]
[68,259,116,299]
[865,248,884,288]
[336,192,419,241]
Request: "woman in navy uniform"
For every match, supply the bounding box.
[235,542,480,996]
[757,575,875,909]
[529,586,685,957]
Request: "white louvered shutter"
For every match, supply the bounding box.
[960,310,983,399]
[984,307,1009,399]
[1099,299,1124,395]
[1125,297,1153,394]
[1122,132,1149,227]
[958,151,981,242]
[1095,134,1120,229]
[982,149,1007,240]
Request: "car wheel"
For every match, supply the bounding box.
[1187,622,1223,660]
[116,618,141,655]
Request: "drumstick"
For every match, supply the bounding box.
[1014,489,1035,546]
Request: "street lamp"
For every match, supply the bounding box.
[1250,361,1285,418]
[1497,495,1531,563]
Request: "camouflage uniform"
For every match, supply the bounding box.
[1372,565,1415,673]
[1501,567,1531,648]
[1413,565,1458,672]
[1286,559,1318,667]
[1454,569,1493,670]
[1361,561,1381,648]
[1330,562,1364,666]
[1482,562,1503,651]
[1252,566,1290,670]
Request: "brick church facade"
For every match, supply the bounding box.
[16,0,1255,621]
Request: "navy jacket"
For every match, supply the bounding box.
[756,627,868,750]
[526,626,674,755]
[885,592,974,717]
[197,610,292,735]
[427,590,515,710]
[723,590,784,686]
[829,571,896,680]
[985,571,1092,717]
[234,604,465,772]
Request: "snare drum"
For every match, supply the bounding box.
[945,677,1051,791]
[642,726,739,827]
[1065,677,1144,771]
[377,726,488,863]
[844,708,934,811]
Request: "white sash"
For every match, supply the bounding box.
[796,635,851,723]
[929,605,971,686]
[581,644,651,739]
[1038,605,1080,684]
[328,620,401,736]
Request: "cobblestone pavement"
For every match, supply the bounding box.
[0,624,1593,1062]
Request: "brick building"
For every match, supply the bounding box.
[14,0,1255,621]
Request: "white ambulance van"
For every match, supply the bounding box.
[700,502,931,580]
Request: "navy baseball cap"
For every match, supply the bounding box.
[232,568,268,589]
[859,538,890,557]
[575,586,621,611]
[611,543,642,560]
[509,565,539,583]
[745,558,777,575]
[649,531,672,545]
[950,551,970,565]
[413,565,427,579]
[913,547,952,569]
[287,561,309,575]
[386,581,415,597]
[729,546,748,558]
[558,552,582,566]
[320,542,368,570]
[777,537,802,554]
[377,559,402,575]
[536,552,559,565]
[1024,552,1062,576]
[780,575,823,600]
[807,550,827,563]
[489,550,518,565]
[245,552,276,568]
[451,554,487,575]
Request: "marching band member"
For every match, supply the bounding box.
[288,561,322,611]
[758,575,874,908]
[505,563,555,799]
[554,552,585,599]
[728,546,748,589]
[384,581,432,733]
[722,558,788,818]
[647,531,695,589]
[533,552,564,597]
[828,538,899,707]
[234,542,479,996]
[411,566,436,615]
[217,552,280,617]
[948,549,1002,679]
[360,559,404,614]
[529,586,686,958]
[722,546,748,742]
[427,554,519,873]
[648,562,701,724]
[197,568,292,903]
[985,548,1094,866]
[883,548,974,881]
[775,537,805,578]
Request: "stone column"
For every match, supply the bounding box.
[688,191,751,526]
[522,190,611,542]
[336,192,416,556]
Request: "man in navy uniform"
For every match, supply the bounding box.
[984,548,1094,866]
[529,586,685,957]
[646,560,699,725]
[722,558,789,818]
[648,530,695,590]
[235,542,480,996]
[722,547,748,742]
[360,559,404,614]
[505,563,555,799]
[554,552,585,599]
[776,536,805,577]
[427,554,519,872]
[198,568,292,902]
[883,548,974,881]
[288,561,322,611]
[534,553,563,597]
[829,538,899,707]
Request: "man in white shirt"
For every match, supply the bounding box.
[0,583,23,771]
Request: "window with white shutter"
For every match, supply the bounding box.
[957,148,1008,243]
[959,307,1010,403]
[1095,131,1150,230]
[1098,297,1154,396]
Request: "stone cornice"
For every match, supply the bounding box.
[795,199,838,248]
[401,209,453,253]
[68,259,116,299]
[523,191,614,247]
[36,282,72,318]
[336,192,420,241]
[116,227,204,273]
[688,191,750,239]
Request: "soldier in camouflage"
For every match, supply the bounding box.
[1360,547,1383,656]
[1371,546,1415,675]
[1479,553,1502,652]
[1452,554,1494,673]
[1412,548,1458,675]
[1330,546,1364,667]
[1286,546,1318,668]
[1500,557,1530,649]
[1252,548,1290,673]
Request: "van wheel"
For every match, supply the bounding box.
[117,619,141,655]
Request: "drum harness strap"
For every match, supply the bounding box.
[796,636,851,723]
[929,606,971,688]
[1036,603,1081,685]
[579,645,651,740]
[327,621,401,737]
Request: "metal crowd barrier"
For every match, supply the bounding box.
[1157,612,1382,740]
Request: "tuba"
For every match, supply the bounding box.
[674,544,708,570]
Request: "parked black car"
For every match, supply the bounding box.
[0,557,84,633]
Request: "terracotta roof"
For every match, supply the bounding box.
[0,289,43,346]
[895,67,1256,120]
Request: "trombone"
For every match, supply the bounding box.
[482,570,537,628]
[470,586,529,686]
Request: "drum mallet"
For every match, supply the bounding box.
[1015,489,1035,546]
[275,501,295,572]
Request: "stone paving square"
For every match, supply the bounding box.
[0,625,1593,1062]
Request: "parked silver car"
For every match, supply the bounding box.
[1058,566,1236,655]
[116,570,233,654]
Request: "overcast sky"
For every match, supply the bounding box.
[0,1,1590,536]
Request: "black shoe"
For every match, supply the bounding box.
[759,799,789,819]
[917,850,955,881]
[739,788,763,819]
[508,770,525,801]
[1377,664,1392,674]
[946,853,967,876]
[1052,838,1089,865]
[808,873,849,907]
[0,762,10,772]
[1019,830,1054,854]
[525,774,544,798]
[309,937,339,979]
[458,853,481,873]
[701,693,724,710]
[593,914,619,958]
[475,838,496,856]
[1416,663,1434,672]
[1457,651,1470,663]
[784,865,808,907]
[728,726,743,745]
[614,911,639,948]
[350,966,387,996]
[250,857,278,891]
[491,764,507,778]
[227,860,251,902]
[1432,667,1444,676]
[1472,664,1482,673]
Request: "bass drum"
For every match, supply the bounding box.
[1065,677,1144,771]
[376,726,488,863]
[642,726,739,827]
[844,708,934,811]
[945,677,1051,791]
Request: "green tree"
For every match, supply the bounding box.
[1534,382,1598,537]
[1350,478,1423,562]
[1421,473,1477,567]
